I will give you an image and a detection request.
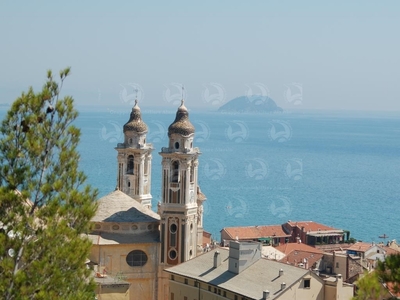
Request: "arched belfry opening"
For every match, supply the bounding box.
[127,155,134,175]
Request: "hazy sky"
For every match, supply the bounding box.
[0,1,399,111]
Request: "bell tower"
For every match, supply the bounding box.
[115,100,153,209]
[159,99,205,265]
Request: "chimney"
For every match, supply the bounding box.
[262,290,270,299]
[213,251,221,268]
[281,282,286,290]
[279,269,284,277]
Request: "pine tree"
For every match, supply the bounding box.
[0,68,98,299]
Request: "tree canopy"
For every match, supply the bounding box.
[0,68,98,299]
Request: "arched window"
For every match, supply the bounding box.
[126,250,148,267]
[127,155,134,174]
[171,161,179,183]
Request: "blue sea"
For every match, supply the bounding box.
[74,107,400,244]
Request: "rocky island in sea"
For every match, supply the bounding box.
[218,95,283,113]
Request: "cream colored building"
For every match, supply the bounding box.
[166,241,353,300]
[88,99,207,300]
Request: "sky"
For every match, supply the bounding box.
[0,1,399,111]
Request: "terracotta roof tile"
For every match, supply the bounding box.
[286,221,339,232]
[276,243,323,255]
[222,225,290,240]
[279,250,323,269]
[347,242,375,253]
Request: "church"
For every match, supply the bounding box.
[88,99,207,300]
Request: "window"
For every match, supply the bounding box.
[171,275,174,281]
[175,141,179,149]
[234,296,238,300]
[184,278,188,285]
[194,281,199,287]
[127,155,134,174]
[169,249,177,260]
[336,262,339,268]
[171,293,174,300]
[126,250,147,267]
[223,291,226,297]
[184,297,187,300]
[214,287,217,293]
[304,279,311,288]
[208,286,211,292]
[171,161,179,182]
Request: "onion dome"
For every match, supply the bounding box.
[123,100,148,133]
[168,99,195,137]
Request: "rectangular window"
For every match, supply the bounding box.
[171,293,174,300]
[234,296,238,300]
[304,279,311,288]
[218,289,221,295]
[336,262,339,268]
[184,278,188,285]
[223,291,227,297]
[214,287,217,293]
[171,275,174,281]
[208,286,211,292]
[194,281,199,287]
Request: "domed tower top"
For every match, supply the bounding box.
[168,99,195,137]
[123,99,148,134]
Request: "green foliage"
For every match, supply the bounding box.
[0,68,98,299]
[353,254,400,300]
[352,271,390,300]
[377,254,400,295]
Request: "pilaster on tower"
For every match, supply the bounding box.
[159,99,206,266]
[115,100,153,209]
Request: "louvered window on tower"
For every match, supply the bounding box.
[171,161,179,182]
[127,155,134,174]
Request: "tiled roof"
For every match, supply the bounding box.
[92,190,160,223]
[286,221,340,232]
[166,248,317,300]
[347,242,375,253]
[279,250,323,269]
[276,243,323,255]
[221,225,290,240]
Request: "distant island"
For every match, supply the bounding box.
[218,96,283,113]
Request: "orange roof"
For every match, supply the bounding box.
[221,225,290,240]
[383,246,400,256]
[347,242,378,253]
[286,221,339,232]
[279,250,323,269]
[276,243,323,255]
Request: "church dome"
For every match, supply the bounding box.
[168,100,195,137]
[123,100,148,134]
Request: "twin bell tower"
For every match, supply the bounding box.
[115,98,206,266]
